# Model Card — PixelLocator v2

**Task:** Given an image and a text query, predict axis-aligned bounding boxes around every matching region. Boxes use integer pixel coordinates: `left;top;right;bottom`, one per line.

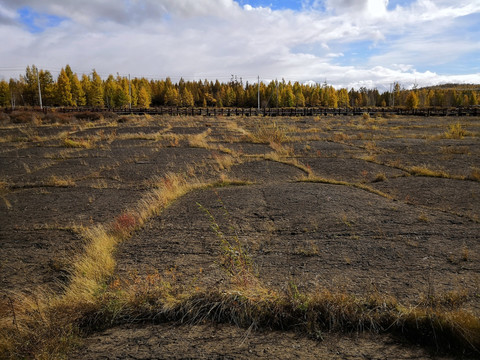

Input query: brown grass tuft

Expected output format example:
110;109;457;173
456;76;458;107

250;121;290;144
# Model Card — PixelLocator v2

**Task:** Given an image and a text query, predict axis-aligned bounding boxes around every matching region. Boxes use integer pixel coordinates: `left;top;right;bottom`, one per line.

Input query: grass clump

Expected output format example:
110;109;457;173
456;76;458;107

443;123;469;139
250;121;290;144
63;137;94;149
468;167;480;181
46;175;76;187
188;129;212;148
409;166;449;178
299;176;391;199
0;180;11;209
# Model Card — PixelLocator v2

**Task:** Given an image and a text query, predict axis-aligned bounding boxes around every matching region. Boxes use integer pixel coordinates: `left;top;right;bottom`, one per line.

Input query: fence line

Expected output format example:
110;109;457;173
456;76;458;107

6;106;480;117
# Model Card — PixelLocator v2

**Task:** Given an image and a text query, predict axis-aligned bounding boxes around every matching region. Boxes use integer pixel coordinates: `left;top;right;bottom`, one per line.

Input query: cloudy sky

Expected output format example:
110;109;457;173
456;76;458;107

0;0;479;90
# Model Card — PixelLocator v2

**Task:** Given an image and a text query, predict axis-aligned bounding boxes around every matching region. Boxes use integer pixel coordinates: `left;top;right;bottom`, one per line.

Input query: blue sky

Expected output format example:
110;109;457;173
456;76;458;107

17;6;65;33
0;0;479;89
237;0;305;10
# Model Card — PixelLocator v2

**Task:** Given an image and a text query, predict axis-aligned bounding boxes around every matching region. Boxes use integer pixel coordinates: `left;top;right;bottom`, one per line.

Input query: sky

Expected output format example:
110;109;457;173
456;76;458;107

0;0;479;90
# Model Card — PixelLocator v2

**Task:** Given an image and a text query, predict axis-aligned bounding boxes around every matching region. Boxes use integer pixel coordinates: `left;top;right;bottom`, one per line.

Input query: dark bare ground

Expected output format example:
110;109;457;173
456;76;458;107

71;322;452;360
1;114;479;359
115;182;480;309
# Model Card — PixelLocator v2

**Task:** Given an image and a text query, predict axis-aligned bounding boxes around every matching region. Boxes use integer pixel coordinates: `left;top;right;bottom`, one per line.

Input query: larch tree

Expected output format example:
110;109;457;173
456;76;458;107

137;85;151;108
405;91;419;109
181;88;194;107
39;70;55;106
88;70;104;107
56;68;74;106
104;75;118;108
337;88;349;107
22;65;39;106
282;86;295;107
0;80;11;106
70;73;86;106
164;87;179;106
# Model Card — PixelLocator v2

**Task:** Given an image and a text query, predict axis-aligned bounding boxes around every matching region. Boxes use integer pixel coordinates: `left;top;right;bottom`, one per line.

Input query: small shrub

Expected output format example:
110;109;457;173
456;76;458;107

43;113;73;124
9;111;40;124
110;213;137;238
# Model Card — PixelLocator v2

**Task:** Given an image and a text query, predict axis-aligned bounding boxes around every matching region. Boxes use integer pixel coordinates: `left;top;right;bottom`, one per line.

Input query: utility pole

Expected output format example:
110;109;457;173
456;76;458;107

128;74;132;110
276;79;279;108
257;75;260;109
37;70;43;110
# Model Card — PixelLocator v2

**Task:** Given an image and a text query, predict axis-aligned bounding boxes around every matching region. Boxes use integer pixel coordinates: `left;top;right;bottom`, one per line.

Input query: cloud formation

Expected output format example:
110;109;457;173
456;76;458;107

0;0;479;89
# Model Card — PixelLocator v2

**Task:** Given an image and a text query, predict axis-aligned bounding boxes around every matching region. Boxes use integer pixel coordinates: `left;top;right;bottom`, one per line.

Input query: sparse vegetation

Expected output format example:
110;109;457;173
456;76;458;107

1;113;479;359
443;122;470;139
63;137;95;149
250;121;290;144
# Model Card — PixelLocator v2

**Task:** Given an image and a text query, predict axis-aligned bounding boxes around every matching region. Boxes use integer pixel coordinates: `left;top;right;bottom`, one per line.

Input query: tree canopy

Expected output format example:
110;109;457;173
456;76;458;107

2;65;479;108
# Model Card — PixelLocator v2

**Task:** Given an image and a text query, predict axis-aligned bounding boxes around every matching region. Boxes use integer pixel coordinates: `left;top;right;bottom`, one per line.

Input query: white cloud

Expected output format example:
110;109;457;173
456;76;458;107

0;0;479;89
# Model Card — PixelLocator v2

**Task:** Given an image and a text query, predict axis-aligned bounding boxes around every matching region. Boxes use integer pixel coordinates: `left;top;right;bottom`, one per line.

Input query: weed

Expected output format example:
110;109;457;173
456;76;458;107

212;153;236;171
110;213;138;239
372;172;387;182
417;213;430;223
443;123;469;139
0;179;11;209
299;176;392;200
63;137;94;149
468;167;480;181
188;129;212;148
441;146;470;155
364;141;377;153
332;132;349;142
409;166;449;178
197;202;257;288
46;175;76;187
294;241;320;256
250;121;290;144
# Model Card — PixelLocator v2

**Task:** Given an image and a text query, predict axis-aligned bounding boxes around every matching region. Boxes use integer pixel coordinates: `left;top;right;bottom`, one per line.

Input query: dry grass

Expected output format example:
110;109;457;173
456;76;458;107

46;175;76;187
188;129;212;148
0;179;11;209
443;123;470;139
372;172;387;182
409;165;449;178
63;137;95;149
299;176;392;200
2;114;480;358
468;167;480;181
263;152;313;177
250;121;290;144
2;165;479;358
212;153;237;171
441;146;470;155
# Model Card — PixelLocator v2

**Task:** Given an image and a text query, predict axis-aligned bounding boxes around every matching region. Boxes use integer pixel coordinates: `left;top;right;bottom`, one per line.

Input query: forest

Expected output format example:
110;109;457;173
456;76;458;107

1;65;479;109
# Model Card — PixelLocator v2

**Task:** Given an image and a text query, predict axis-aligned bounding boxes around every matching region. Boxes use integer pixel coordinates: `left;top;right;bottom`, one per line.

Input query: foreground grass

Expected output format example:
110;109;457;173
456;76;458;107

0;172;252;359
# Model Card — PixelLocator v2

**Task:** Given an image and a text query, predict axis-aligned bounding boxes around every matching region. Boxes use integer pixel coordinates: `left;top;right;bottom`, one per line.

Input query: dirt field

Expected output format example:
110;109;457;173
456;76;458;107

1;113;479;359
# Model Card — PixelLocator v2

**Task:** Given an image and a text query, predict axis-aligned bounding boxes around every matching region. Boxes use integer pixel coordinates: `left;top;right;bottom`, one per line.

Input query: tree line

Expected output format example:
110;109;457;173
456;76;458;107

1;65;479;109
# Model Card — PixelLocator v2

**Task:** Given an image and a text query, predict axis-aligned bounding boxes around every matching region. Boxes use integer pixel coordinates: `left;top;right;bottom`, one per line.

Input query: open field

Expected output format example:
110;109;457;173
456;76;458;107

0;111;479;359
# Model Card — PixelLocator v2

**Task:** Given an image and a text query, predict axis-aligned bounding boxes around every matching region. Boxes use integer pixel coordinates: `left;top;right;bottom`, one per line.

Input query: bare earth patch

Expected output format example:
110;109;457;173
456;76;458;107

1;114;479;359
